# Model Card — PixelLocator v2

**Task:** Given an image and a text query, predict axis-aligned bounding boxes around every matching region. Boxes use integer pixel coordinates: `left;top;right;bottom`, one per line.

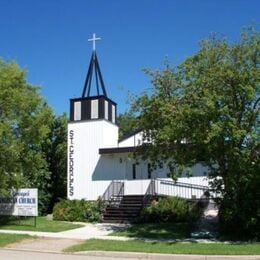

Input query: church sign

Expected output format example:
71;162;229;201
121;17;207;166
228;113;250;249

0;188;38;217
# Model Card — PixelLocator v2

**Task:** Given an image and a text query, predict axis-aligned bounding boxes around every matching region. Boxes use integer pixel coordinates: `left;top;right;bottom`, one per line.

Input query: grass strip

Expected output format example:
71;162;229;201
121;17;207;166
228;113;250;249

0;233;31;247
0;216;83;232
111;222;190;239
66;239;260;255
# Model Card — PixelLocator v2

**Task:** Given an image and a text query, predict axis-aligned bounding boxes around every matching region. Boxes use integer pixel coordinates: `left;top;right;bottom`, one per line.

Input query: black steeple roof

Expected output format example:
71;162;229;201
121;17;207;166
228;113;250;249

81;33;107;98
81;51;107;98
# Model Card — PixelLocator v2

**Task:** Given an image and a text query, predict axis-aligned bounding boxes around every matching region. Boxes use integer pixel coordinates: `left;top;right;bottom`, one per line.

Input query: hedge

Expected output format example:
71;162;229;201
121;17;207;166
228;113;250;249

53;198;106;222
141;196;202;223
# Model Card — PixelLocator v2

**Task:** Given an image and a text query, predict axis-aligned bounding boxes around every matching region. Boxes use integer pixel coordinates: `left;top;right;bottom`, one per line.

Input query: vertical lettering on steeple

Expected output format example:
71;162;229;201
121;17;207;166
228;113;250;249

68;130;74;196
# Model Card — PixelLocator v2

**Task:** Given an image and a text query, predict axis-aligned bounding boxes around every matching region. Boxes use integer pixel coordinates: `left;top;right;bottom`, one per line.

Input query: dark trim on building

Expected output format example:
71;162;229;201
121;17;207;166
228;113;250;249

68;118;116;126
70;101;74;121
99;144;150;154
108;102;112;122
99;98;105;118
81;99;91;120
99;146;135;154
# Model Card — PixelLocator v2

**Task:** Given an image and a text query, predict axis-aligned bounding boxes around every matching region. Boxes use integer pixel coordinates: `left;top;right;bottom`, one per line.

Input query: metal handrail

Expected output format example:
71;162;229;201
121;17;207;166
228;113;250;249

155;179;209;200
116;182;124;200
158;179;209;190
142;179;156;207
102;180;124;202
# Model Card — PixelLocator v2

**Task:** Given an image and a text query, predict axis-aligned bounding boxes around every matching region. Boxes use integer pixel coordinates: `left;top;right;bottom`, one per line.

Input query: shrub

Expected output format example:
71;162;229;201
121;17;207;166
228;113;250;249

53;198;106;222
141;196;201;223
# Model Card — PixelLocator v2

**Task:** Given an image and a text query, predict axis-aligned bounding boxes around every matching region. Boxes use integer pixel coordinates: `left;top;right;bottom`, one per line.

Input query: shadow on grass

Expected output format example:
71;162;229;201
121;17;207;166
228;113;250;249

111;222;191;240
0;216;35;227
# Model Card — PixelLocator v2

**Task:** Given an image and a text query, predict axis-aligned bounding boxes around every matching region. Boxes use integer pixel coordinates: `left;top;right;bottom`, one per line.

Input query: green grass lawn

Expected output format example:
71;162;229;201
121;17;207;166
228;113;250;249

111;222;190;239
65;239;260;255
0;234;31;247
0;216;83;232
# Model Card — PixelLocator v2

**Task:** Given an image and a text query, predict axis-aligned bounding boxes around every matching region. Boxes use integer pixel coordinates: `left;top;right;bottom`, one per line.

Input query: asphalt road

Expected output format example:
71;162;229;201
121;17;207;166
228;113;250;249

0;249;128;260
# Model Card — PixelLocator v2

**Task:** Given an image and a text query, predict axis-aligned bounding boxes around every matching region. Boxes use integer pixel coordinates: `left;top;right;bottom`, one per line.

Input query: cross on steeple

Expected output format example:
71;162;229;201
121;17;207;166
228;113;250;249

82;33;107;98
88;33;101;51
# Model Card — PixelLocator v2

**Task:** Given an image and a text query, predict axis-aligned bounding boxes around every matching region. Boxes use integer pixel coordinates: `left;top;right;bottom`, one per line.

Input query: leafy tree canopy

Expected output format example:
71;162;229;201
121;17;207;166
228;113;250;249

0;59;52;189
43;113;67;212
117;111;137;139
0;59;67;214
132;27;259;239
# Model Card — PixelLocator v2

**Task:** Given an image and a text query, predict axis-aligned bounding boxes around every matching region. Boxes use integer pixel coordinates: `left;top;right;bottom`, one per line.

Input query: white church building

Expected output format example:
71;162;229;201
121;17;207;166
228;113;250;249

67;34;209;203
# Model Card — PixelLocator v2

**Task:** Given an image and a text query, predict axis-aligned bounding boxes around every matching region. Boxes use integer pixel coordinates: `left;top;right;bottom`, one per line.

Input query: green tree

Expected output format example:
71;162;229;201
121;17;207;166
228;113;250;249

0;59;53;214
117;111;137;139
132;27;260;239
43;113;67;212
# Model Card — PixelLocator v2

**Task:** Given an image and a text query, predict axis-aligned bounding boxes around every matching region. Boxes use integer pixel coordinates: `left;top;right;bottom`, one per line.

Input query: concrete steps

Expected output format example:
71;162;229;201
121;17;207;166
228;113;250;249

103;195;147;223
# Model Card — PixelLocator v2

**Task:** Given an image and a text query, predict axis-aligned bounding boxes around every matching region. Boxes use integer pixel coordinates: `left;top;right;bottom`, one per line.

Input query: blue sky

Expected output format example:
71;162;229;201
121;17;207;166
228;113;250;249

0;0;259;115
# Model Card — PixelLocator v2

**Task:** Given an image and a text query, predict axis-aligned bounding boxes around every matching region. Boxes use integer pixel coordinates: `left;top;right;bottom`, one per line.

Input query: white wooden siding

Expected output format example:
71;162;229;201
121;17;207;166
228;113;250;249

124;180;151;195
67;120;119;200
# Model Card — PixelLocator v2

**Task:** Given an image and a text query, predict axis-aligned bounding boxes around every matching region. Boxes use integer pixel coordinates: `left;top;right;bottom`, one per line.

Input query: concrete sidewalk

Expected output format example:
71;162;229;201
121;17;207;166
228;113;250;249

0;222;130;240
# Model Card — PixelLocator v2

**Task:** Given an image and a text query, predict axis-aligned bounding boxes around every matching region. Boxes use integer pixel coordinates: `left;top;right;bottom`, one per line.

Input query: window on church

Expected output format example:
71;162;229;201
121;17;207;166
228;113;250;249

132;164;136;179
74;102;81;121
91;99;99;119
148;163;152;179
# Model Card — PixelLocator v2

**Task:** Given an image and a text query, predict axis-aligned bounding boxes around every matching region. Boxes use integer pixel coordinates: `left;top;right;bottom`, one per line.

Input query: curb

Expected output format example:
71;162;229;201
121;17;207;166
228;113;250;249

72;251;260;260
2;248;260;260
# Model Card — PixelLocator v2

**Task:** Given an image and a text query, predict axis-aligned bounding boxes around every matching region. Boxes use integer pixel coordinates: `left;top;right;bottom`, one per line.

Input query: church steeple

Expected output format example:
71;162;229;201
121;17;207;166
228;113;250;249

82;34;107;98
69;33;117;124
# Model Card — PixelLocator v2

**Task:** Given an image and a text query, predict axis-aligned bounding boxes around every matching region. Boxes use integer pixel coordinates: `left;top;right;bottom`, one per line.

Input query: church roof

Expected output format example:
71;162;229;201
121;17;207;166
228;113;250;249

118;128;143;143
